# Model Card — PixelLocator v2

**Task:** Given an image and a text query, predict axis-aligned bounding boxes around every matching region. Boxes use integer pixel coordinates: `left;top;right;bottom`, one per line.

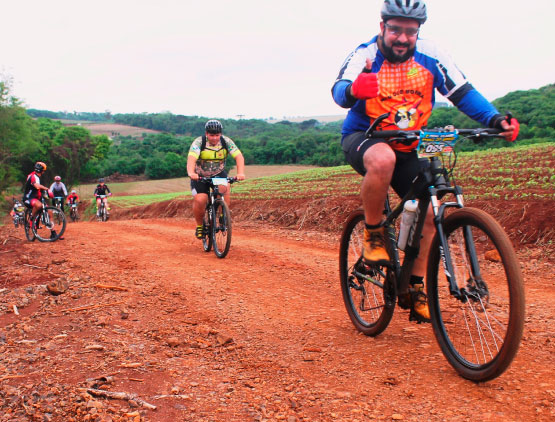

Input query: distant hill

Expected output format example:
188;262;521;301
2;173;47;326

67;122;160;138
265;114;346;124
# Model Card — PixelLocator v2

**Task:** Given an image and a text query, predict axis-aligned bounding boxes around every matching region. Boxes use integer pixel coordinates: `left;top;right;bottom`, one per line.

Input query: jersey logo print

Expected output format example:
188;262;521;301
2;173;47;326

407;67;418;79
393;97;423;129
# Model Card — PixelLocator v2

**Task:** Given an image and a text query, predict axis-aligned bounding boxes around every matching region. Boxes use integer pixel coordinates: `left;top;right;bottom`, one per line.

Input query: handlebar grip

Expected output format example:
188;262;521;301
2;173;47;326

506;112;513;126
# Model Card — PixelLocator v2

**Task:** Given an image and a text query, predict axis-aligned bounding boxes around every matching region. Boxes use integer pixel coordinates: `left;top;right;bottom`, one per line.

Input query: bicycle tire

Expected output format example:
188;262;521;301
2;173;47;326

33;206;67;242
212;200;232;258
202;205;213;252
427;207;525;382
24;209;36;242
71;208;79;222
339;209;395;336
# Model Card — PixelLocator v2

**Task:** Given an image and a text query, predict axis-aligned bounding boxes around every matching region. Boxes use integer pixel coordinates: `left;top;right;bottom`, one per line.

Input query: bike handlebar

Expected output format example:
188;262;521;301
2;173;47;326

198;176;238;184
364;112;508;141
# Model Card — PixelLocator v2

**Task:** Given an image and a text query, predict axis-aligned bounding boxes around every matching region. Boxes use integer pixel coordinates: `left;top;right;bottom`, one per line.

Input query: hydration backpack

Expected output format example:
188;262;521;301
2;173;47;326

200;135;229;154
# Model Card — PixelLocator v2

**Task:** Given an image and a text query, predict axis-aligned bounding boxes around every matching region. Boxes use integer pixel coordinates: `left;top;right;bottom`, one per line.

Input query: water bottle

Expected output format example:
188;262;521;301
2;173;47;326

398;199;418;251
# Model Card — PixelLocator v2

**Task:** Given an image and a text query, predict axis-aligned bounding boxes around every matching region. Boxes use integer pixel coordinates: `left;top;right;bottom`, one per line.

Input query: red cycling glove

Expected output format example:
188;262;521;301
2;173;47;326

350;72;379;100
509;118;520;142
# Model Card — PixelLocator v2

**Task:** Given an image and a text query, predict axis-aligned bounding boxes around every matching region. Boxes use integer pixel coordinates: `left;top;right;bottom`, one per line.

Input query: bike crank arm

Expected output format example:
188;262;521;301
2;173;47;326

352;270;385;289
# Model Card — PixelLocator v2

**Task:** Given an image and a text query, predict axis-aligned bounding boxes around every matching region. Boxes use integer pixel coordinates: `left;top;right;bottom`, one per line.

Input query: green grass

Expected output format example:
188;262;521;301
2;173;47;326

110;191;190;207
64;143;555;211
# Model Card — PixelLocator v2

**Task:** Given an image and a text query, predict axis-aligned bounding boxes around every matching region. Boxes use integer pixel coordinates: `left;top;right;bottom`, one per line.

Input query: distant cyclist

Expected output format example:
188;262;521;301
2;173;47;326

23;162;59;239
67;189;80;206
187;119;246;239
331;0;519;322
49;175;68;212
94;178;112;218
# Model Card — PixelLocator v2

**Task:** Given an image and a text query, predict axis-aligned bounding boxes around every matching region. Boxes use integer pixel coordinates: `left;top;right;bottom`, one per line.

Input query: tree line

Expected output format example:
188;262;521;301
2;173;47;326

3;83;553;194
0;80;111;197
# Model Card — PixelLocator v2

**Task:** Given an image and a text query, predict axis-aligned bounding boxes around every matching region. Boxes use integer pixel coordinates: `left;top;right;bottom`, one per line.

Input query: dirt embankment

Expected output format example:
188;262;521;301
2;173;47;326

111;196;554;260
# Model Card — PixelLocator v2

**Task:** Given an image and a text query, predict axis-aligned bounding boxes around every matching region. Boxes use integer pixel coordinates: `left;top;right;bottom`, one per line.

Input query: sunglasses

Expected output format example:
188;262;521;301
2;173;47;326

385;23;419;37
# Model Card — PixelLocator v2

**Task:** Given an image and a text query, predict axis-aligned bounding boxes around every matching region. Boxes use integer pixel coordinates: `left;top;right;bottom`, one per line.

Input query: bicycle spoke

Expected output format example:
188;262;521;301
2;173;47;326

33;206;66;242
428;208;524;381
339;211;394;336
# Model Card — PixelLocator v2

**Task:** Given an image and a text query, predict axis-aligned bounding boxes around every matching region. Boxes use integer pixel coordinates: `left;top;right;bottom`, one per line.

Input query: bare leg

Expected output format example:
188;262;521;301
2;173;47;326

192;193;208;225
412;205;436;277
361;143;396;225
31;202;43;220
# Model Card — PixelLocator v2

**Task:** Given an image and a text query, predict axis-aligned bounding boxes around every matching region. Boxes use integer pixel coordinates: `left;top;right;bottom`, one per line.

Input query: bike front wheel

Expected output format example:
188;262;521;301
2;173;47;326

33;206;66;242
339;209;395;336
427;207;525;382
71;208;79;222
202;205;213;252
212;200;232;258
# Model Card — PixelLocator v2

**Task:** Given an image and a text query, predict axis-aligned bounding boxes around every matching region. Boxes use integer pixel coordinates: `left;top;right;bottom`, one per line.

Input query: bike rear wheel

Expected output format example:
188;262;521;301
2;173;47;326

24;209;36;242
427;207;525;381
202;205;213;252
339;209;395;336
212;200;232;258
33;206;66;242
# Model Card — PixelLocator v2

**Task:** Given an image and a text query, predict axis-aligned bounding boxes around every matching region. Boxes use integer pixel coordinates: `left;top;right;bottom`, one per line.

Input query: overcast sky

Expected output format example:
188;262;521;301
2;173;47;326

2;0;553;120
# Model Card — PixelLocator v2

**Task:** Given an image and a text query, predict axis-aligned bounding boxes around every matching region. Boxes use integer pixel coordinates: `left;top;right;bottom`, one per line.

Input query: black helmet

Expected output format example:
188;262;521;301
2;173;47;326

381;0;427;24
98;178;105;183
205;120;223;134
34;162;47;173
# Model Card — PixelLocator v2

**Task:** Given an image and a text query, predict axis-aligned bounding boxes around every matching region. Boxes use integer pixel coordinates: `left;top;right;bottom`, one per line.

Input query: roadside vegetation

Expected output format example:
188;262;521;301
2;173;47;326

2;76;553;213
71;143;553;215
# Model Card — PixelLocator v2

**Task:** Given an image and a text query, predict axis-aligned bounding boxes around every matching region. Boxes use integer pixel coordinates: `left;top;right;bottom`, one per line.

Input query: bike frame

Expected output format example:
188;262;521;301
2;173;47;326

97;195;107;216
382;156;467;301
199;177;236;257
366;112;505;302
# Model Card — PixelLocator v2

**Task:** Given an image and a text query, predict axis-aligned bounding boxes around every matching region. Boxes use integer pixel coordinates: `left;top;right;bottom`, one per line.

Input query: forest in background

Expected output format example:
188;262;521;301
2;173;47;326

1;82;553;198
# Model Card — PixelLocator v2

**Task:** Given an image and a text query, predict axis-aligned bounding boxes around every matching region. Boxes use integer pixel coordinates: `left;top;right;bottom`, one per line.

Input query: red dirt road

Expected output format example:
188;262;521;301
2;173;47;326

1;218;554;421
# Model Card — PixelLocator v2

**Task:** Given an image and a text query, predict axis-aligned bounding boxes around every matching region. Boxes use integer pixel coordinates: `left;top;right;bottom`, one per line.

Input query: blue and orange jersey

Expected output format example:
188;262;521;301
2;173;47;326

332;36;503;152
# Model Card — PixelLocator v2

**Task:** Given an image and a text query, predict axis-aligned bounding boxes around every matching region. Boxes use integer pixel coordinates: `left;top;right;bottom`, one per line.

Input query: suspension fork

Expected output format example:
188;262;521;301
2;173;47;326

431;191;471;301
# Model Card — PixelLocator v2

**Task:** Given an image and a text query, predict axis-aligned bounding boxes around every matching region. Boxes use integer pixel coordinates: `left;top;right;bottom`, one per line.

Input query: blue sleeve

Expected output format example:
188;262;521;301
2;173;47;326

332;80;357;109
450;84;503;127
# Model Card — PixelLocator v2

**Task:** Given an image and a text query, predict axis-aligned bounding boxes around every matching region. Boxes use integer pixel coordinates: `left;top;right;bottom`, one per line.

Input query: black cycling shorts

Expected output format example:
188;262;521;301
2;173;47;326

342;131;422;198
190;171;228;196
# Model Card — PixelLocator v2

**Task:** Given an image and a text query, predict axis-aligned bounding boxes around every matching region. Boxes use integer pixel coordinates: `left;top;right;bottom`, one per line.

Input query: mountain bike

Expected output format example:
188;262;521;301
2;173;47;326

96;195;109;222
339;113;525;382
53;196;64;209
53;196;65;225
11;198;25;228
69;202;80;222
199;177;237;258
23;190;66;242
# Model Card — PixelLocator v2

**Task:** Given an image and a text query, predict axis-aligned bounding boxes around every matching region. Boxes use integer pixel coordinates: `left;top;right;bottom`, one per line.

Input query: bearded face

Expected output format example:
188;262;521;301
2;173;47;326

378;18;419;63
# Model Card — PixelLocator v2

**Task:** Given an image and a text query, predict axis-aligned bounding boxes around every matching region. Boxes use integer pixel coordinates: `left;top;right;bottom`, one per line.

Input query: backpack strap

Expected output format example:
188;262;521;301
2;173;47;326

200;135;229;153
